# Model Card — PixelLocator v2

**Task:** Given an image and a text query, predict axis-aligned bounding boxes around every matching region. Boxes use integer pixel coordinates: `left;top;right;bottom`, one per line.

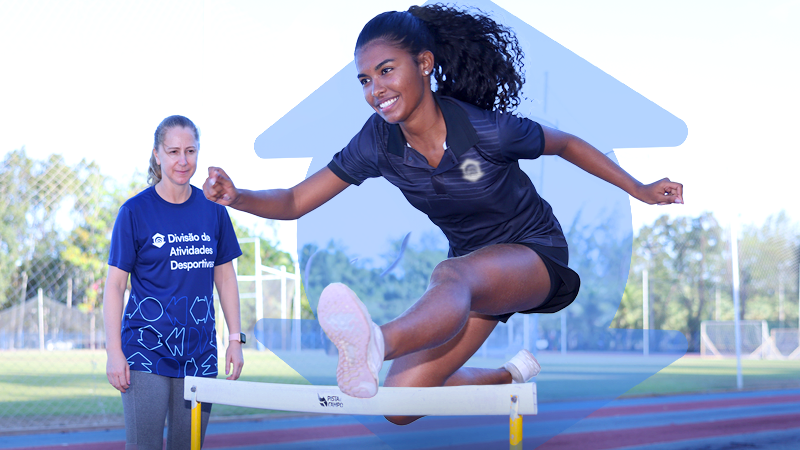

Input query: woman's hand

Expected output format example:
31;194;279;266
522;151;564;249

106;348;131;393
225;341;244;380
634;178;684;205
203;167;239;207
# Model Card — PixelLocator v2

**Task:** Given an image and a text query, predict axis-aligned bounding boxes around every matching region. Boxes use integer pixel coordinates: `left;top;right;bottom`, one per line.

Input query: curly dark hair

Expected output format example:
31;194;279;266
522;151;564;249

355;3;525;113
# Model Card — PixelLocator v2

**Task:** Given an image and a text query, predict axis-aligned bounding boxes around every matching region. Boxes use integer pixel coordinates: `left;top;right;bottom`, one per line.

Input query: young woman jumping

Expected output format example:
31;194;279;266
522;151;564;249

203;4;682;425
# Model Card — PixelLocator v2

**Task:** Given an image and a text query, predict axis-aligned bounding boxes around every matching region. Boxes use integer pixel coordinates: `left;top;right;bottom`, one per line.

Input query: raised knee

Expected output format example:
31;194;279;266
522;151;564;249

430;259;469;286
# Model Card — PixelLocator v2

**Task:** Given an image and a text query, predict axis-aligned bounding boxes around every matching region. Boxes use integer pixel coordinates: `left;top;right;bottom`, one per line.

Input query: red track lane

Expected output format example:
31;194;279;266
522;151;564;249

535;412;800;450
202;423;374;448
588;394;800;418
10;395;800;450
5;444;123;450
7;424;375;450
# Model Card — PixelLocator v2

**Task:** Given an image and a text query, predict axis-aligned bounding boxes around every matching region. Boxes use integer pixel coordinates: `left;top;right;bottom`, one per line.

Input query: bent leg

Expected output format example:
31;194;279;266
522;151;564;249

318;243;550;401
383;312;511;425
382;244;550;361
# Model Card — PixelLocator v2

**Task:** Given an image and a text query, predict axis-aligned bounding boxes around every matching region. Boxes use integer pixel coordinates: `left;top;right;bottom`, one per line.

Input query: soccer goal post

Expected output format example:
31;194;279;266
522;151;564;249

770;328;800;360
700;320;769;359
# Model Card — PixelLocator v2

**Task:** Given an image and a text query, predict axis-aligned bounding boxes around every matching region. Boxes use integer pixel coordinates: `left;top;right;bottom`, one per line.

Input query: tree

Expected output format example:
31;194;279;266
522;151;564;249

60;164;143;314
558;210;633;350
739;211;799;327
611;211;800;352
298;232;447;325
0;149;143;306
0;149;33;310
616;213;727;351
0;149;94;310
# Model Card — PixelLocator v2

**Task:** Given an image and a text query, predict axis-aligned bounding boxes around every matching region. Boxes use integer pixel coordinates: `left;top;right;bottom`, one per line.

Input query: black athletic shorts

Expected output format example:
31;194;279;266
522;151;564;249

492;243;581;323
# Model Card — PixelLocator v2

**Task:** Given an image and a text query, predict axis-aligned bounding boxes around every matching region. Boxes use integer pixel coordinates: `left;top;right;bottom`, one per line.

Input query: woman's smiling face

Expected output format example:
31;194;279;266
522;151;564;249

153;126;198;188
355;41;432;125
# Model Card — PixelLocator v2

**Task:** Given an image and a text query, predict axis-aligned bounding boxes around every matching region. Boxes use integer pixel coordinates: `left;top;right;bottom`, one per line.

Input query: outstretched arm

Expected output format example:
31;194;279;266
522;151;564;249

542;126;683;205
203;166;351;219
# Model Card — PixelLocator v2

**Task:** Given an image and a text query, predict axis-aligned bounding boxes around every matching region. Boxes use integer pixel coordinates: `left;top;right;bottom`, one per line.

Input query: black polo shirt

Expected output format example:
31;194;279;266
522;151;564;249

328;95;567;257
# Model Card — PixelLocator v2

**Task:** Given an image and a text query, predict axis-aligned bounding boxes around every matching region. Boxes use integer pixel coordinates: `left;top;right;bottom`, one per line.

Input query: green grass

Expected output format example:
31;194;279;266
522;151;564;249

1;350;798;431
467;352;800;403
0;350;308;423
623;356;800;396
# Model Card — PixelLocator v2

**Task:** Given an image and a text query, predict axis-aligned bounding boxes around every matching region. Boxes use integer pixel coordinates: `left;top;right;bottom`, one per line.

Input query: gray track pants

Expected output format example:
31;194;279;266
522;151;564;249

121;370;212;450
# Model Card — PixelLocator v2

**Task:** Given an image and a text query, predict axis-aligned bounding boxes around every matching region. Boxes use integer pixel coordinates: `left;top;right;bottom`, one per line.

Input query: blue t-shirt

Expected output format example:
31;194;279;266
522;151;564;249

108;185;242;378
328;94;567;257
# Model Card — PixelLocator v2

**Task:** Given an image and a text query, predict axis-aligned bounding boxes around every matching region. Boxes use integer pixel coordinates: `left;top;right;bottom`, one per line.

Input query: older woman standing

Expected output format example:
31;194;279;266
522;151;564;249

103;115;244;449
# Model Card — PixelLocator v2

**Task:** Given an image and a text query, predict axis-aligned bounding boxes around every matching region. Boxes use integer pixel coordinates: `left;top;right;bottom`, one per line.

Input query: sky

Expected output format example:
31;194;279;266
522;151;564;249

1;0;798;256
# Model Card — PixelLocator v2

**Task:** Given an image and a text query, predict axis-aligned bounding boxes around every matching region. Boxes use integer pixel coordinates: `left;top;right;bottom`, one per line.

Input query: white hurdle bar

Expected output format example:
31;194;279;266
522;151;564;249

186;377;536;449
184;376;537;416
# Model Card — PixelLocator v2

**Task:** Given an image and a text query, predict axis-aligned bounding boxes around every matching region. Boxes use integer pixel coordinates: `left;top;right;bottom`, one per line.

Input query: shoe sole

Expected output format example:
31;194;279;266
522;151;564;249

318;283;378;398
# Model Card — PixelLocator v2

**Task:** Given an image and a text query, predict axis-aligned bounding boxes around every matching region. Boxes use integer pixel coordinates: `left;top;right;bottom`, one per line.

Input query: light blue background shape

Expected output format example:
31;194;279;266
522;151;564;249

254;0;686;324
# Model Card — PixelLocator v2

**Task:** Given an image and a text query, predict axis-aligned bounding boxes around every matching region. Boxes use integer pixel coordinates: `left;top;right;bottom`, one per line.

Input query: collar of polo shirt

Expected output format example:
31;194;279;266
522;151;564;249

387;94;479;159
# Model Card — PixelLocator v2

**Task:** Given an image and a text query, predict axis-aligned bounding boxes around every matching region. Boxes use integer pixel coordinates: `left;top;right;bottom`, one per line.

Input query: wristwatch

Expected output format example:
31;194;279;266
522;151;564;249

229;332;246;344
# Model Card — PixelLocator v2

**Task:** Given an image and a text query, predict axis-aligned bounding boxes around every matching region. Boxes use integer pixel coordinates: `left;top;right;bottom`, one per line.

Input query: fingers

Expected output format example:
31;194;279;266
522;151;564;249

227;356;243;380
657;178;683;205
642;178;683;205
203;167;236;205
674;181;684;204
118;374;129;393
107;368;130;393
225;346;244;380
207;166;230;185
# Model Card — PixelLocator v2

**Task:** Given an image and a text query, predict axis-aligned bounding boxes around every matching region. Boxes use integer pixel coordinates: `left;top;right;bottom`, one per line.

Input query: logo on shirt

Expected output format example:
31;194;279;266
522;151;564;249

460;158;484;182
152;233;166;248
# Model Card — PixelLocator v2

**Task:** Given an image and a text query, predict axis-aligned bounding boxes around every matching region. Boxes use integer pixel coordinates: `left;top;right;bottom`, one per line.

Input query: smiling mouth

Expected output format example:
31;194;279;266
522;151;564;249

378;97;398;110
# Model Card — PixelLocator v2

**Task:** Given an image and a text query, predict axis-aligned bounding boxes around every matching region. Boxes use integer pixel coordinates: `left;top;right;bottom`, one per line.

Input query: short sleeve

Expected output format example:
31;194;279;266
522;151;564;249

328;117;382;185
497;112;546;162
108;205;136;273
214;206;243;266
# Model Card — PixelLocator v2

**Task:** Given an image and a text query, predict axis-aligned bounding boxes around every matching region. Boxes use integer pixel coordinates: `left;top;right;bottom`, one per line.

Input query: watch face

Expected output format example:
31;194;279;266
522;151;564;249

240;332;247;344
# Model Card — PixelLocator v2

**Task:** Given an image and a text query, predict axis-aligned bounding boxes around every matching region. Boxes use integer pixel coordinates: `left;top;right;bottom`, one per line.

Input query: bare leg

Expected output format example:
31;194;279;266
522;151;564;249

381;244;550;361
384;312;512;425
443;366;511;386
318;244;550;406
379;244;550;425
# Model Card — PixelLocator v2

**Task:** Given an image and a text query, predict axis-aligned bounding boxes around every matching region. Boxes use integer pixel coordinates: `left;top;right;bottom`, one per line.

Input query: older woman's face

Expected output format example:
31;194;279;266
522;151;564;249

153;126;198;188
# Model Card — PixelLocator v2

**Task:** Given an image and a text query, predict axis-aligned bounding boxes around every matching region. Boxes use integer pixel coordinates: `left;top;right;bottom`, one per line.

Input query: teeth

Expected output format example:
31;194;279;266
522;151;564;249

379;97;397;109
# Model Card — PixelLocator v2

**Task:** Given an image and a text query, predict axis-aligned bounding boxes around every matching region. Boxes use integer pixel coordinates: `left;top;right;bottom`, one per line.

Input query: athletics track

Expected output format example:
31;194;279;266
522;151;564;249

3;388;799;449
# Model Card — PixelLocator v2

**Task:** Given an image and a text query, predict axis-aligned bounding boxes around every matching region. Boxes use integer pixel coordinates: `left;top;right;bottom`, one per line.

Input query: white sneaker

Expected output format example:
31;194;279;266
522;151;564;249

318;283;384;398
503;349;541;383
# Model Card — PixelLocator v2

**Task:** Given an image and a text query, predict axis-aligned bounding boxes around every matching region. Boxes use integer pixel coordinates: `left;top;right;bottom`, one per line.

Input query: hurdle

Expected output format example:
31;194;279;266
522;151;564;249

185;376;537;449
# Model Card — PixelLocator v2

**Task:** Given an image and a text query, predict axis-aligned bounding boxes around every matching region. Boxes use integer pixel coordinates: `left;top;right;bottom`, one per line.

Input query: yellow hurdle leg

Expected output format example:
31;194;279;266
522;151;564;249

191;386;202;450
510;395;523;450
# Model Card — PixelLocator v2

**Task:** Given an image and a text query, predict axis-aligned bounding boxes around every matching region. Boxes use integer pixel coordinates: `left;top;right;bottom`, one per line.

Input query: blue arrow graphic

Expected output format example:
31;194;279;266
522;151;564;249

138;325;163;351
126;352;153;373
165;327;185;356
